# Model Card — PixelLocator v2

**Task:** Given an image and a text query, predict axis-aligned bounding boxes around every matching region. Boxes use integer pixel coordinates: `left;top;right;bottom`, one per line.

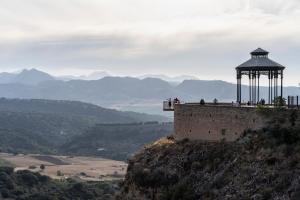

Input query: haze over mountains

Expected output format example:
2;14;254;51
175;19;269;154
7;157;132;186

0;69;298;115
0;69;54;85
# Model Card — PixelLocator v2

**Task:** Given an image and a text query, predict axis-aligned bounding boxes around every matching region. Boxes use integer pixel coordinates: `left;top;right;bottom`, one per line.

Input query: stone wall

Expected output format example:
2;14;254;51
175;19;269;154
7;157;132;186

174;104;268;142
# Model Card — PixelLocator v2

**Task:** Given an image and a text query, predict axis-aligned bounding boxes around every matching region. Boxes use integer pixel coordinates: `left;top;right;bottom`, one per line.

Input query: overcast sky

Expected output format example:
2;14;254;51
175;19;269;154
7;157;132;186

0;0;300;85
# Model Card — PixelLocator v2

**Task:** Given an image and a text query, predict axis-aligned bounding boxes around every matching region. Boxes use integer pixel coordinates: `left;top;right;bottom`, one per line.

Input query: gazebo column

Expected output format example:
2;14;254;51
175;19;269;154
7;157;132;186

270;71;274;105
249;71;252;104
268;71;271;104
236;70;242;103
254;71;257;104
274;71;278;103
257;71;260;101
280;70;283;98
270;71;273;105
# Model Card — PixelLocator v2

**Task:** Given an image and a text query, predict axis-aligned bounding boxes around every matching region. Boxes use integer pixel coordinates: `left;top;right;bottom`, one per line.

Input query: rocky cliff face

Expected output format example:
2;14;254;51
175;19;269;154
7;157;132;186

118;112;300;200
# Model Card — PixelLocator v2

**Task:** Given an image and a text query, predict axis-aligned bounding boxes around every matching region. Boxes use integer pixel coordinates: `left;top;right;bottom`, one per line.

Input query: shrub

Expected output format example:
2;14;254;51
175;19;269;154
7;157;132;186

289;110;298;127
0;166;14;175
17;171;39;186
29;165;37;170
1;188;10;198
56;170;64;176
161;179;196;200
274;96;286;107
40;164;45;170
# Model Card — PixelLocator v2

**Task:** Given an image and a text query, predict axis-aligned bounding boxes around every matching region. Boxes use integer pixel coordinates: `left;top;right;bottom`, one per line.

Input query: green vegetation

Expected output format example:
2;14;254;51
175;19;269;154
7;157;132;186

62;123;173;161
273;96;286;107
0;167;118;200
0;98;172;161
0;158;12;167
56;170;64;177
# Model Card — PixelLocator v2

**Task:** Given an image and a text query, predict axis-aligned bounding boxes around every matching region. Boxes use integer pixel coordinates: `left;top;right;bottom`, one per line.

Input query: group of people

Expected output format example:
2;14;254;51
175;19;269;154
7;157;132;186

167;98;180;107
246;99;266;106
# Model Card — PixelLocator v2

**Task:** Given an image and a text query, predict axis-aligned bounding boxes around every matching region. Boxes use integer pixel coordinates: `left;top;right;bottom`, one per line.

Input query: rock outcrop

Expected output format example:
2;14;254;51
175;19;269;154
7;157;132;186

118;113;300;200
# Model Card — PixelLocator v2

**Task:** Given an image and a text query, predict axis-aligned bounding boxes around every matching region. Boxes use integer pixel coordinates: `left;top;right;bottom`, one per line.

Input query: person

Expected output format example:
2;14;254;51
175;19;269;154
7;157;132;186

168;98;172;107
213;98;218;104
200;99;205;105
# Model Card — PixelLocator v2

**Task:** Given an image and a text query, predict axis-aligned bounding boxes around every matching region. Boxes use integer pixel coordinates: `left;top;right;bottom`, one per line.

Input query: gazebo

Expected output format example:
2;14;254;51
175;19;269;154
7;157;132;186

236;48;285;105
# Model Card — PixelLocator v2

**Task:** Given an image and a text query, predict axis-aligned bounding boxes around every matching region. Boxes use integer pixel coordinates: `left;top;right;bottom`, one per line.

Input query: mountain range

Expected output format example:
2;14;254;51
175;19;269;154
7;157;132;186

0;69;298;115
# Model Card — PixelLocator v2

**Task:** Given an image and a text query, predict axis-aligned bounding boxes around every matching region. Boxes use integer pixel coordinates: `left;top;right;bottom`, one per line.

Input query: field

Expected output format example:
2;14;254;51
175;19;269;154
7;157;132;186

0;153;127;181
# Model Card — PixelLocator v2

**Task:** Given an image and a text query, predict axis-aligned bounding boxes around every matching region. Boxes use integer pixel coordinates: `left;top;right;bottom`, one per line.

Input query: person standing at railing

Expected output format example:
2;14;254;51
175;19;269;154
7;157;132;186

174;98;180;104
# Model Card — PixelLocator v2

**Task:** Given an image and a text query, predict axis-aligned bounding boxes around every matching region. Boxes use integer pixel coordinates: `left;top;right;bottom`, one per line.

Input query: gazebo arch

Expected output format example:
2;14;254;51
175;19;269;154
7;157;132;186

236;48;285;105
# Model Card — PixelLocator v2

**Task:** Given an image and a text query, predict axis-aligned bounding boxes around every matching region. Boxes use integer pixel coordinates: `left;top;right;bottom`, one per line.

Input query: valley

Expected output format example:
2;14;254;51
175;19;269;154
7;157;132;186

0;98;172;161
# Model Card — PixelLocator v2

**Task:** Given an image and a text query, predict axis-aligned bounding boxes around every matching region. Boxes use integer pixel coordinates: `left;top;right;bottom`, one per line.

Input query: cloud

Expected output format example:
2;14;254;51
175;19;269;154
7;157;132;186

0;0;299;85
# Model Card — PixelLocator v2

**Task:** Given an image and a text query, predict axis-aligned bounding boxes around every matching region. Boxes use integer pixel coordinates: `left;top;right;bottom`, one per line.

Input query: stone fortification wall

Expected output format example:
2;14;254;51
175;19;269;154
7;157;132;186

174;104;268;142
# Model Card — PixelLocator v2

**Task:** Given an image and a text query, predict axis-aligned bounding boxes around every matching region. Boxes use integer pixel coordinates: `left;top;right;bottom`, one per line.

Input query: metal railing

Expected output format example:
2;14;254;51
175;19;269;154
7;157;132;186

163;97;300;110
288;96;299;109
163;100;174;111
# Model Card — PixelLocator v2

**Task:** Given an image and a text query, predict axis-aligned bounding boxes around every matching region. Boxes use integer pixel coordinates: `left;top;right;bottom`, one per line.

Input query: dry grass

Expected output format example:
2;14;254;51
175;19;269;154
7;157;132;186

151;137;175;147
0;153;127;181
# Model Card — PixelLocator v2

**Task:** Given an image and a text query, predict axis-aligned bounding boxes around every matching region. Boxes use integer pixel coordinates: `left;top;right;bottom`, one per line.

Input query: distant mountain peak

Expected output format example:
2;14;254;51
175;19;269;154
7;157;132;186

138;74;199;83
15;68;54;85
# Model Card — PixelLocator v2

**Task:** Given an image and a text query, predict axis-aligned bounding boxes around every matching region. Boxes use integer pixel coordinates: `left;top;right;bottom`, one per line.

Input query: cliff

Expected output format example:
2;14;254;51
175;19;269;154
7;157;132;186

118;111;300;200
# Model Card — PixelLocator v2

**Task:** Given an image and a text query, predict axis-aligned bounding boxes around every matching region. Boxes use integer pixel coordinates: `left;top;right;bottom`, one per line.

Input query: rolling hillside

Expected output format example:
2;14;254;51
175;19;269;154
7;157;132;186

62;122;173;161
0;98;170;158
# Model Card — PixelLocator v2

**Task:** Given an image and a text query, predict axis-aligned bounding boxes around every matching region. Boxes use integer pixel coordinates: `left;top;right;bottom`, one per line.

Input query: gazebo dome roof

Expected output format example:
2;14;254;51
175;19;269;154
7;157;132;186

236;48;285;71
250;48;269;56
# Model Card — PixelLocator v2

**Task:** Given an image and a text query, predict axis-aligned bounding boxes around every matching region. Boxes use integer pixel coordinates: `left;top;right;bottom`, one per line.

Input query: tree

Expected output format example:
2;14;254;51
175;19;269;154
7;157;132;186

40;164;45;171
274;96;286;107
56;170;63;176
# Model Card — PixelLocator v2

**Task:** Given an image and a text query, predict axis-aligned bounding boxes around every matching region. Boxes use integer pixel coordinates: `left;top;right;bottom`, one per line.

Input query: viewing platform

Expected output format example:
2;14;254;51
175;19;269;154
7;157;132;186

163;96;299;112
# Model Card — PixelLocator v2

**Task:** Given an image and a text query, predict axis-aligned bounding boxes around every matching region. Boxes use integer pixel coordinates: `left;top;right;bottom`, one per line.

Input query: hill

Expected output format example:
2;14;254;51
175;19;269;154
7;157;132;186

0;98;170;158
61;122;173;161
118;112;300;200
0;98;167;123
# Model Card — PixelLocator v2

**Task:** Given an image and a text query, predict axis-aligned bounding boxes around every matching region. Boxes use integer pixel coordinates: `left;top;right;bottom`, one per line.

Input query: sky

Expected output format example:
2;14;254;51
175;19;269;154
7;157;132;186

0;0;300;85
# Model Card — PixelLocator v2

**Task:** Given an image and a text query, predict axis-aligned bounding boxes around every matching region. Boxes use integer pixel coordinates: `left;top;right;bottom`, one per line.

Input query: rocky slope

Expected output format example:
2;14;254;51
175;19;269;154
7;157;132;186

118;113;300;200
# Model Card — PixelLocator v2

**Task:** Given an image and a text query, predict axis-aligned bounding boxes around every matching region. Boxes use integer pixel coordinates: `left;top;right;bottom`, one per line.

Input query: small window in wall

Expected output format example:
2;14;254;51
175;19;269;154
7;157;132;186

209;114;212;117
221;129;226;136
253;119;256;123
209;130;211;134
190;129;192;133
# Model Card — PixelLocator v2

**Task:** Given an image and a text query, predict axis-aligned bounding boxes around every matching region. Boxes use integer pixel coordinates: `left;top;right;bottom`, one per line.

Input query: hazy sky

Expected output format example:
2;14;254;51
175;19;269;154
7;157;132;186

0;0;300;85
